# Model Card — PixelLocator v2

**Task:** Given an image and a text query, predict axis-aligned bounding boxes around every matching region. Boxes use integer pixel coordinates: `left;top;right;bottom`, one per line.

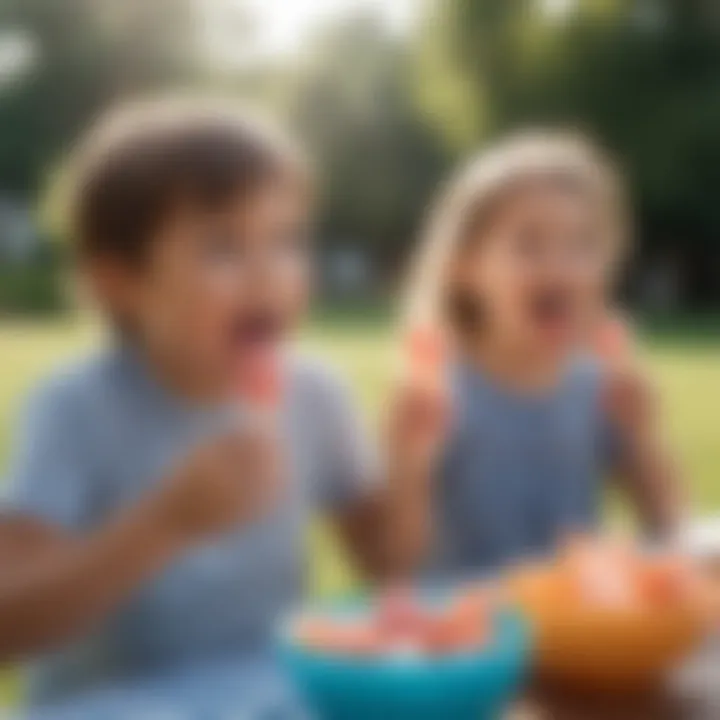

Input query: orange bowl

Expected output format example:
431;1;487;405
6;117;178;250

508;564;708;692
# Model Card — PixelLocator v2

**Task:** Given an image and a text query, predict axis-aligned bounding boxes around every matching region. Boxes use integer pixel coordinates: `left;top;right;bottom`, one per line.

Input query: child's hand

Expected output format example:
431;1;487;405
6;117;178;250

389;323;450;477
386;381;449;479
152;425;282;540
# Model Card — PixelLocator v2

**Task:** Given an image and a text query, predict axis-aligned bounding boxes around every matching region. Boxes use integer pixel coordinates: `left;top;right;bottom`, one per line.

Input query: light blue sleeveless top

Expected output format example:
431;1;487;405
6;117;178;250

432;358;618;577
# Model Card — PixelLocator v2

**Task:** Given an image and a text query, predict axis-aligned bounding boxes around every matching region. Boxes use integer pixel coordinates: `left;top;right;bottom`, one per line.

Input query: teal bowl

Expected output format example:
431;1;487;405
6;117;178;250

278;600;531;720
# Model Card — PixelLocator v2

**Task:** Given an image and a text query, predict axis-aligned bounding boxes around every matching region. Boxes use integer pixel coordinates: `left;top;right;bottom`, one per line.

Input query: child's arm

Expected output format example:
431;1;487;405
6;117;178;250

332;448;434;582
604;365;685;539
0;426;281;660
0;499;185;659
324;381;446;582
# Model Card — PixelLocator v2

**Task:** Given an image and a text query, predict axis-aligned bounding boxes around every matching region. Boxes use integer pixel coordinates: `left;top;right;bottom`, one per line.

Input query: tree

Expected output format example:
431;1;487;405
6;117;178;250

277;12;447;265
418;0;720;305
0;0;200;197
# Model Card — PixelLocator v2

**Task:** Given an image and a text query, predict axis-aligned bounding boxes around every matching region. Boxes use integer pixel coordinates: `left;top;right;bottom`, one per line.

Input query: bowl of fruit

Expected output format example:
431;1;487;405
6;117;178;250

508;536;714;692
278;586;531;720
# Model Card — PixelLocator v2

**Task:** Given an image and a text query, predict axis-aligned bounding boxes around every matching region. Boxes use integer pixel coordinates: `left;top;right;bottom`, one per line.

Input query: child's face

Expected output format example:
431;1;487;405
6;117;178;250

98;181;310;395
454;182;613;356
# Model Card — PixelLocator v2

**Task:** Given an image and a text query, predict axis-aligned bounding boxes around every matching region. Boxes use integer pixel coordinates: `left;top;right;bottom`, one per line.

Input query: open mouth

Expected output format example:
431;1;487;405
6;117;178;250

228;312;283;355
528;288;573;334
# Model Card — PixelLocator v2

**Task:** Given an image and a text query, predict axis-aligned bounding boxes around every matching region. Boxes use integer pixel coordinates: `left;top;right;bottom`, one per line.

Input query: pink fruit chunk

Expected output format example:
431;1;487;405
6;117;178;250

406;325;445;369
235;346;283;409
640;555;700;607
403;325;448;397
422;590;491;654
374;586;428;639
593;314;633;363
295;616;383;656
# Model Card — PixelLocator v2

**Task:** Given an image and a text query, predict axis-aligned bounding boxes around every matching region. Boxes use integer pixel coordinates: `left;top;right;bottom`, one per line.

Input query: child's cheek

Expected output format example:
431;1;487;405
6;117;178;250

279;260;312;325
173;282;233;363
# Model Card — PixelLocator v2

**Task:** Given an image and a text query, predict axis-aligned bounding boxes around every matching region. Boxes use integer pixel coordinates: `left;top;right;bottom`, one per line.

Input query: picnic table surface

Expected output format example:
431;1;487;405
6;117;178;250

21;620;720;718
24;640;718;719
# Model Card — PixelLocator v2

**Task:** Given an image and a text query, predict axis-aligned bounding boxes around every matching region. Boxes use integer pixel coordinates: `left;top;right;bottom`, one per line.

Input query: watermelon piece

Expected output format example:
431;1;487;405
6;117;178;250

296;585;495;659
406;325;446;371
374;586;428;639
295;616;383;656
593;313;633;363
403;324;447;389
235;345;283;410
422;590;490;654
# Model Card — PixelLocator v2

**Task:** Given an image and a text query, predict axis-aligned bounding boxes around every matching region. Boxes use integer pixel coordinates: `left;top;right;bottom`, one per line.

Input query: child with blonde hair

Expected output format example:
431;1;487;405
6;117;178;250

396;130;682;576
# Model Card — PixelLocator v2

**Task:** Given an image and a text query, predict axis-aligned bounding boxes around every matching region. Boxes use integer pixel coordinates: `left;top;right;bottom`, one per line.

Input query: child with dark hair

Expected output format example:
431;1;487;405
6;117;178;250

0;99;427;713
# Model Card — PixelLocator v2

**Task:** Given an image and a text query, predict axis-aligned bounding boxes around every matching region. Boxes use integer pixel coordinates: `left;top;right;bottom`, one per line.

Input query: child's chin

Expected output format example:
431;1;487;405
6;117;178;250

534;325;576;355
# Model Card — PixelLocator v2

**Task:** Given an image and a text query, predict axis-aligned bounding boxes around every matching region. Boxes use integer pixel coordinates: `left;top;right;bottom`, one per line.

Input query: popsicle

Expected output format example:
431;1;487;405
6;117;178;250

402;323;448;394
235;344;284;415
592;312;634;364
295;586;495;658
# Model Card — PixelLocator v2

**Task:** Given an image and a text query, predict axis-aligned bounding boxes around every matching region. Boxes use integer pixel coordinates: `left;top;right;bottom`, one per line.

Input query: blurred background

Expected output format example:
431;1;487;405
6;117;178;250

0;0;719;706
0;0;719;619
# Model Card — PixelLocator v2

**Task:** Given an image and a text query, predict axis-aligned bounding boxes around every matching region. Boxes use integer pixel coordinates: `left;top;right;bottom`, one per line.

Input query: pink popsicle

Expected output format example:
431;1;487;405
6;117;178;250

592;313;634;363
403;324;448;390
235;345;284;412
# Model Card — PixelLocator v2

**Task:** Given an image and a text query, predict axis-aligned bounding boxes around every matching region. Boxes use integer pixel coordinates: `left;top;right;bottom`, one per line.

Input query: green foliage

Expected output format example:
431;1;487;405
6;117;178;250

0;0;201;197
277;13;448;262
0;253;66;315
1;0;719;307
419;0;720;302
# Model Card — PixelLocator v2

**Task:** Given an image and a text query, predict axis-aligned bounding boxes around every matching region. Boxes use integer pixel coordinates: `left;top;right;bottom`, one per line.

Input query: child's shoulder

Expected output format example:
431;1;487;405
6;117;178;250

23;349;125;422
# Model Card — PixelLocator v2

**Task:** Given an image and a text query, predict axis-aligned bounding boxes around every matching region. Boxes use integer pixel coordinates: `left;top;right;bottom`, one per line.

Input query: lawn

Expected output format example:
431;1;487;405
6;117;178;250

0;314;719;703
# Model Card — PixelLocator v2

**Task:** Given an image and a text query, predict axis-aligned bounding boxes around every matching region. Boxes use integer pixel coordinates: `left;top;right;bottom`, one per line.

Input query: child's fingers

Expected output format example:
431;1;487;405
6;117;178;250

593;312;636;368
394;382;449;439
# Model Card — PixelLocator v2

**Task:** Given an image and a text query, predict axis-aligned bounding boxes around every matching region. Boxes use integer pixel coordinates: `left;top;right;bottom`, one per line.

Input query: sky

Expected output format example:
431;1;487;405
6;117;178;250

201;0;418;67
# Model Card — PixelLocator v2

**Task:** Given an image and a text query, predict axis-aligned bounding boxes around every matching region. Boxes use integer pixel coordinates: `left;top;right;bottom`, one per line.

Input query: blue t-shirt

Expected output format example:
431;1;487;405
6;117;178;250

430;358;618;578
2;346;376;704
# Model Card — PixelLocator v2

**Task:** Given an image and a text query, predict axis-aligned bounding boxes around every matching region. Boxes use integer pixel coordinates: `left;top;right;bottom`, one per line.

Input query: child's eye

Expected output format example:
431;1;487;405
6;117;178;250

201;231;243;264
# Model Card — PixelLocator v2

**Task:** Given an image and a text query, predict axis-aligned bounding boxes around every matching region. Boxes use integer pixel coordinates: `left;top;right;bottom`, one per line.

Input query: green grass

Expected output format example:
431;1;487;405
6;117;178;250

0;315;719;705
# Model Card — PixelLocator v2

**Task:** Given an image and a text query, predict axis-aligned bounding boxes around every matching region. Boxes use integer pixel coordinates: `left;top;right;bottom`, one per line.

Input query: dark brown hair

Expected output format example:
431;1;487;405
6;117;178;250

66;97;306;266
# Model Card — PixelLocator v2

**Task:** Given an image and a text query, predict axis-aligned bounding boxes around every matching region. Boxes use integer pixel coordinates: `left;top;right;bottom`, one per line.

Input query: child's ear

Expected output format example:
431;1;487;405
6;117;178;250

81;256;140;323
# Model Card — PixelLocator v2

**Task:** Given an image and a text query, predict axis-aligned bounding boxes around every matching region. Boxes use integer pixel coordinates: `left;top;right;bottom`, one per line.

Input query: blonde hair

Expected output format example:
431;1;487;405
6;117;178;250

405;130;628;333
